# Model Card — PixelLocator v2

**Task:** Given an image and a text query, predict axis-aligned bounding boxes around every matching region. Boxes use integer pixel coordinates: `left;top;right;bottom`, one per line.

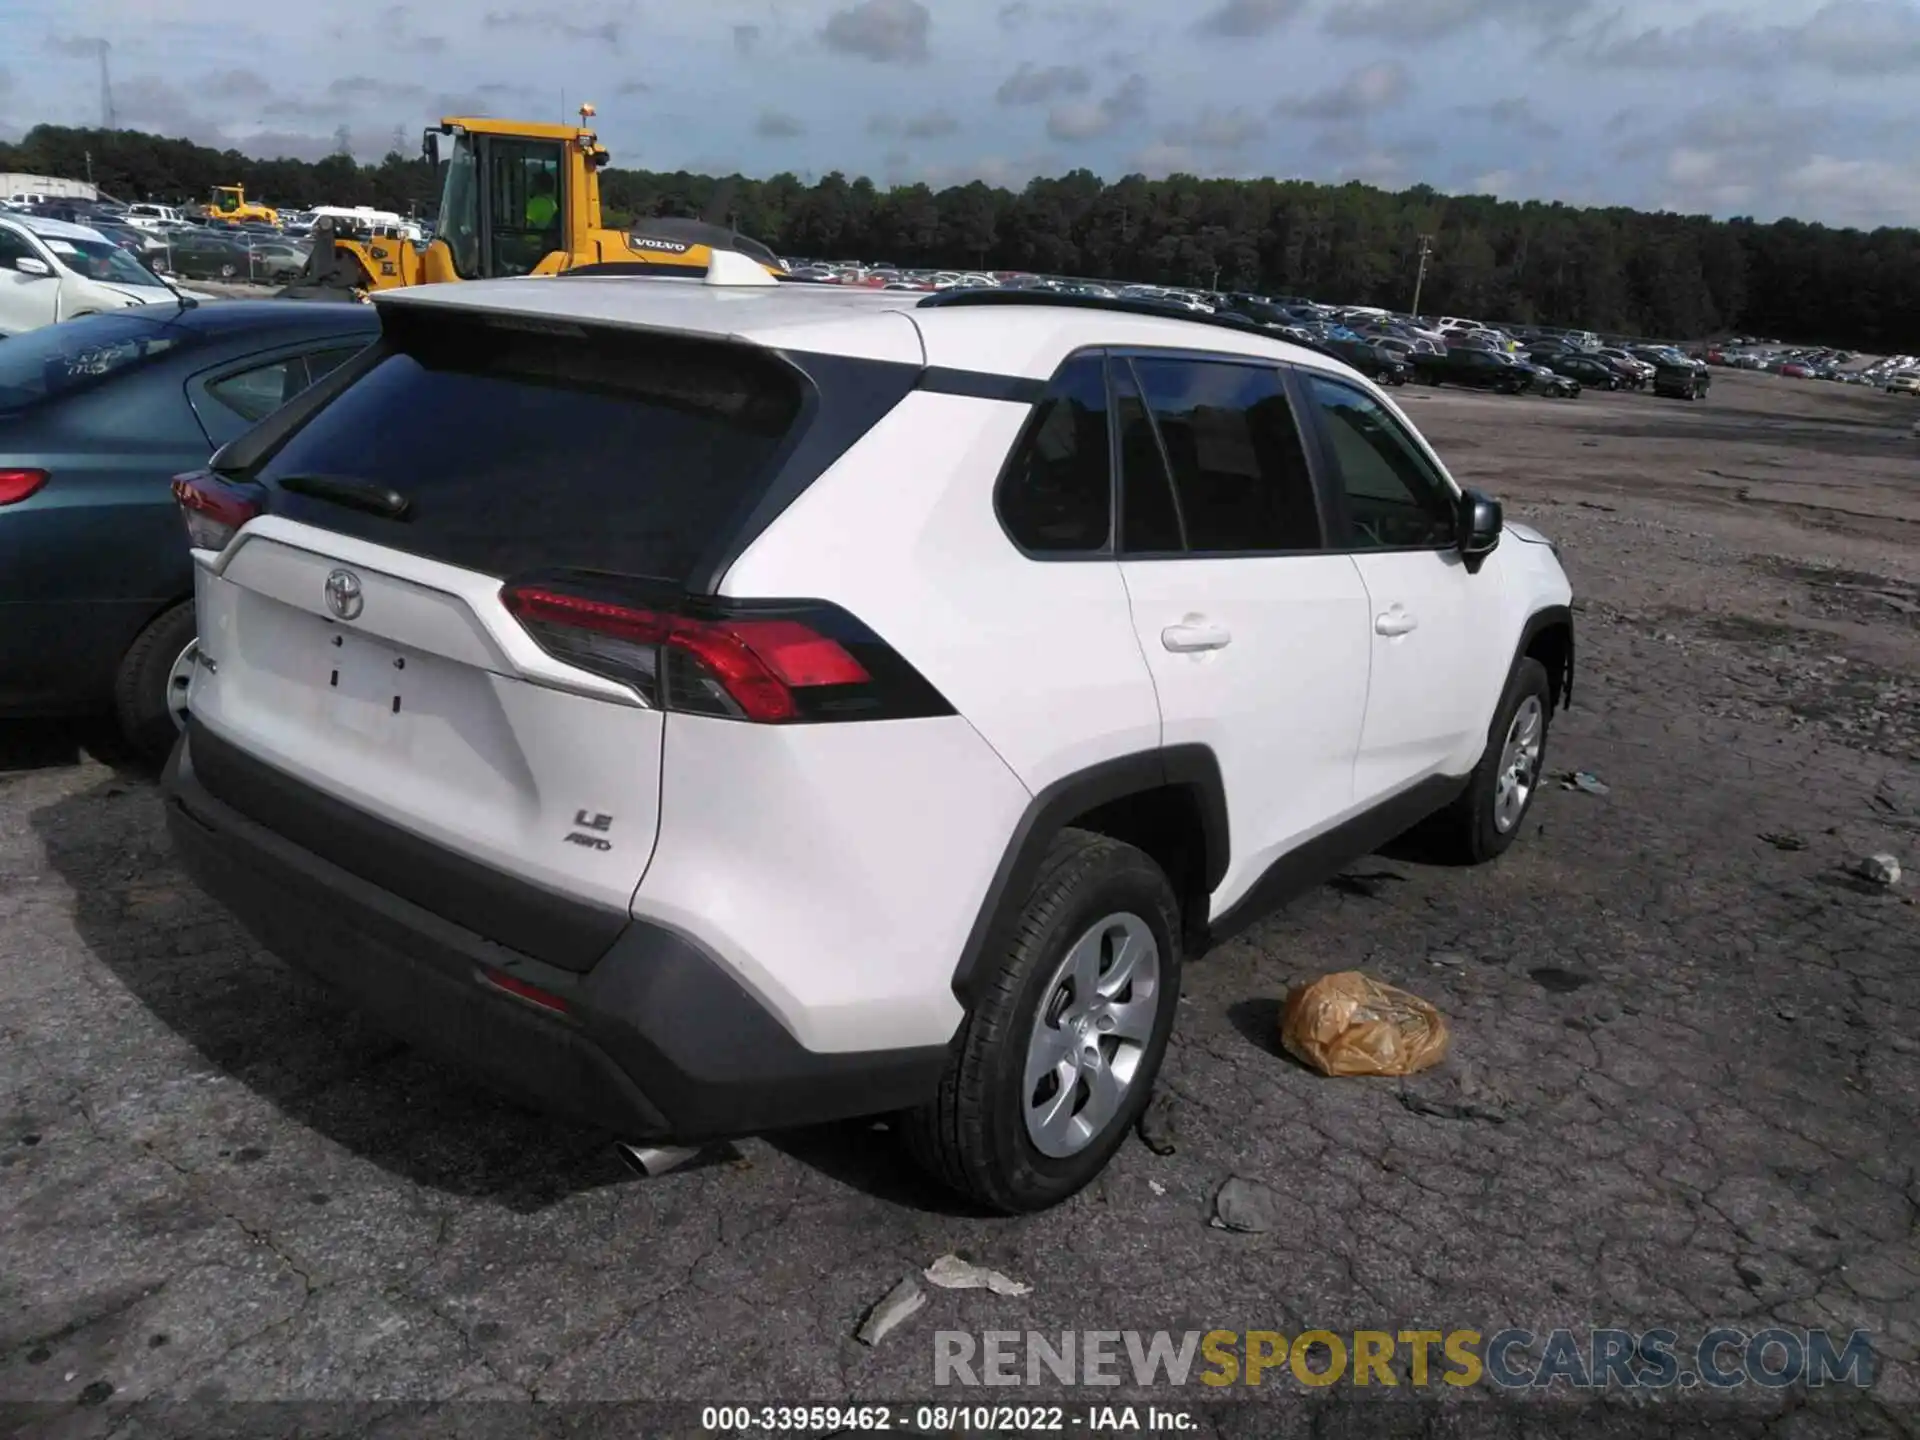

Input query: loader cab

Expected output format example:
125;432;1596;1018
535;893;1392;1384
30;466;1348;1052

430;126;568;280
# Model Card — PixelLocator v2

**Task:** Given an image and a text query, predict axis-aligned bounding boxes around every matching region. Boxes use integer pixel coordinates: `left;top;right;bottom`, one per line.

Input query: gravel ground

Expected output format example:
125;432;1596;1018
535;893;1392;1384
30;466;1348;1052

1;369;1916;1438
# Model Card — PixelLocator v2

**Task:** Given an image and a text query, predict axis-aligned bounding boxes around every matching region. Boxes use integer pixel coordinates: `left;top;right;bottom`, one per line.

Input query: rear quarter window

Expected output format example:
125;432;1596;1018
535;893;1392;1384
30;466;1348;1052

996;354;1112;553
257;313;809;584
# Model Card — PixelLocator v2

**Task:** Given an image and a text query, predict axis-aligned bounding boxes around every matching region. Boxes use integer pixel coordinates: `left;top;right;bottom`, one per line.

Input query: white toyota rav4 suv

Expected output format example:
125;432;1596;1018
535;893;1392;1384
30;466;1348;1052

164;256;1574;1213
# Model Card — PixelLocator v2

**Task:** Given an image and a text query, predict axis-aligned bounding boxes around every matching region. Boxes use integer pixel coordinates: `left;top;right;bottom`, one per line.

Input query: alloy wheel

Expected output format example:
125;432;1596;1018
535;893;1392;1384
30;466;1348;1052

1023;912;1160;1159
1493;695;1544;834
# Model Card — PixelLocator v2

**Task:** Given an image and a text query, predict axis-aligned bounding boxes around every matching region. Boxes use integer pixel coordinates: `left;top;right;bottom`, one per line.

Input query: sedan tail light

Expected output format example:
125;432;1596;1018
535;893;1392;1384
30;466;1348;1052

172;470;264;551
0;469;49;506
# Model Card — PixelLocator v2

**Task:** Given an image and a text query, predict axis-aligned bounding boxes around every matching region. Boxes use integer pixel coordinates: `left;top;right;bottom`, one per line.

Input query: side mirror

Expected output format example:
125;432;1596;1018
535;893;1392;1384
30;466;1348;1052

422;130;440;168
14;255;52;278
1457;488;1502;570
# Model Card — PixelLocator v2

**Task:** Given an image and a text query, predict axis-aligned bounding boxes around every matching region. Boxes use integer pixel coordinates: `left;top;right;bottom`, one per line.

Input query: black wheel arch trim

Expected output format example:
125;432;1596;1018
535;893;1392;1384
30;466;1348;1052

950;745;1229;1007
1511;603;1575;719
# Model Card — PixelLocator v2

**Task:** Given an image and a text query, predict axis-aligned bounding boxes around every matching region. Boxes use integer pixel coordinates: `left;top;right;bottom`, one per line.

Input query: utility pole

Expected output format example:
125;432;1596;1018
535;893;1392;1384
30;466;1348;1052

1411;234;1434;320
98;40;116;130
84;151;93;185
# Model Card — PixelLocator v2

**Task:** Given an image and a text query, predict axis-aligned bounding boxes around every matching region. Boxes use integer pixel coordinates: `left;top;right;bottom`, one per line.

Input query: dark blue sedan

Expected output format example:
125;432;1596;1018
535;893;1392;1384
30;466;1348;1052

0;299;380;758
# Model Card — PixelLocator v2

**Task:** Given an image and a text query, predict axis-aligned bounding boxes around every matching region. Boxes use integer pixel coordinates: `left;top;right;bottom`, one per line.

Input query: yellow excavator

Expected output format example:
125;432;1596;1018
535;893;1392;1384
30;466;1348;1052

283;106;783;301
208;185;280;225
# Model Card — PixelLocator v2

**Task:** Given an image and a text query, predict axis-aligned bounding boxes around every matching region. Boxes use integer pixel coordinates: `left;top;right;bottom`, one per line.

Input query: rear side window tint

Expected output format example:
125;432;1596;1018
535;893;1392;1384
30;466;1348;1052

996;354;1111;553
259;316;806;584
1120;356;1322;555
207;358;309;424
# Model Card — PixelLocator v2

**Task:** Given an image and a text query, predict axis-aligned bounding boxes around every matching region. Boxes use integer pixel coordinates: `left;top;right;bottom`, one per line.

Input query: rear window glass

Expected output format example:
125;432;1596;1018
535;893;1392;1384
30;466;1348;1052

0;312;195;414
258;314;807;583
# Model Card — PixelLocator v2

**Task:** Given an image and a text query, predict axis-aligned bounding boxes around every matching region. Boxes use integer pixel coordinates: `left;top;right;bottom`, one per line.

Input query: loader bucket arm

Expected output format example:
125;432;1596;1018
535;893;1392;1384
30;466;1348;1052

277;218;374;302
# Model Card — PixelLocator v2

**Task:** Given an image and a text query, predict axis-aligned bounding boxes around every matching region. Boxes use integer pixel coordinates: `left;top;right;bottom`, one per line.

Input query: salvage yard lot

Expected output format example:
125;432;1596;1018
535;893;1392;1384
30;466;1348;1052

2;369;1916;1429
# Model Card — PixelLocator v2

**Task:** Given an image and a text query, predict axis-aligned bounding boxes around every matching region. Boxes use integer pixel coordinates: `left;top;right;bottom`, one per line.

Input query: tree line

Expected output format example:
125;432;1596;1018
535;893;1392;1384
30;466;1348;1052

5;123;1915;352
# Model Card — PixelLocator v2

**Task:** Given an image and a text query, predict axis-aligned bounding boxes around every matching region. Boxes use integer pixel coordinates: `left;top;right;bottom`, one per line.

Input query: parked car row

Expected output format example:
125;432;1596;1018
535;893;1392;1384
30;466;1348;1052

774;259;1730;405
1708;343;1920;393
0;194;390;289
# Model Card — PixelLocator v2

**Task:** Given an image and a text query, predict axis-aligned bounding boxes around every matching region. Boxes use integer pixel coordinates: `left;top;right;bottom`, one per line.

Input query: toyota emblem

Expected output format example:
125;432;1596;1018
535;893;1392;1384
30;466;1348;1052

324;568;364;621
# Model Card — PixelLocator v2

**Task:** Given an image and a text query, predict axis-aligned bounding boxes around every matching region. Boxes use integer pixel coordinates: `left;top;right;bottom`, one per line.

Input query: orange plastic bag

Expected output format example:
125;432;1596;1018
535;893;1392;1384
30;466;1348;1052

1280;971;1450;1077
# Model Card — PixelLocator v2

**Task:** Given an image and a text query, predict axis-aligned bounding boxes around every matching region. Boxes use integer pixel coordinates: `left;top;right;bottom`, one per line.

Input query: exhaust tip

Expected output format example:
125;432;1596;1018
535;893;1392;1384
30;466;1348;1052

615;1142;703;1178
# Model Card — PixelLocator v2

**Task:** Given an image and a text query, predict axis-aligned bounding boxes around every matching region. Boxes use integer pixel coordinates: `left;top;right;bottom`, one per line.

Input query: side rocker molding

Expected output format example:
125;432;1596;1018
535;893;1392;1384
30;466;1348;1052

949;745;1228;1008
1206;772;1469;947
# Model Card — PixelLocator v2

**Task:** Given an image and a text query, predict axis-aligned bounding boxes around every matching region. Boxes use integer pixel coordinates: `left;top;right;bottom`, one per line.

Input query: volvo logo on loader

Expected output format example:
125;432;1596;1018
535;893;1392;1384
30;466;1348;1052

324;569;364;621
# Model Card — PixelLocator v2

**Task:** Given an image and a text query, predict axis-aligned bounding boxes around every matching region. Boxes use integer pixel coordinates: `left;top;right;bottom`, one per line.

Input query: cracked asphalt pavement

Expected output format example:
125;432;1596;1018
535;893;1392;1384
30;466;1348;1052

1;369;1916;1437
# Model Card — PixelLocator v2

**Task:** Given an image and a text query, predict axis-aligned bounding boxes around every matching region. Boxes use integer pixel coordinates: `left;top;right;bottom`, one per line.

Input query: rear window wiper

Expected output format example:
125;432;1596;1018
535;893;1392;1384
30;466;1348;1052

274;473;412;520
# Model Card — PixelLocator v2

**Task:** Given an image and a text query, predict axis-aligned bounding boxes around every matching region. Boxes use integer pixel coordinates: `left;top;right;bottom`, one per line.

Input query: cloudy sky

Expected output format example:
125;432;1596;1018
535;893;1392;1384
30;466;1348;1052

2;0;1918;228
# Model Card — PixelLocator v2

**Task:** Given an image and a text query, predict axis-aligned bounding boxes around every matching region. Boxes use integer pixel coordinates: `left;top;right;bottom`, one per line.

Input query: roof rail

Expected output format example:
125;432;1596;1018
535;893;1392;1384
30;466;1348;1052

915;287;1277;342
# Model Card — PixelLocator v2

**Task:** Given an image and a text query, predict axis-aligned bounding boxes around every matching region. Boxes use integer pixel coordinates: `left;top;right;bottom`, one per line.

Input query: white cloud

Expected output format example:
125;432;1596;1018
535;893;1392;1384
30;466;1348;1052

1777;154;1920;227
1273;60;1411;121
819;0;931;63
1162;108;1267;153
1328;0;1598;41
755;109;806;139
997;63;1092;105
1192;0;1307;39
1575;0;1920;75
1046;72;1147;141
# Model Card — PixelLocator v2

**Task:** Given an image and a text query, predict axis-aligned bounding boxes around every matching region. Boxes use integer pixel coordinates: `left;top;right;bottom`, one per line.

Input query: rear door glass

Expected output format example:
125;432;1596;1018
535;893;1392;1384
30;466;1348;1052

1119;356;1321;555
257;312;807;584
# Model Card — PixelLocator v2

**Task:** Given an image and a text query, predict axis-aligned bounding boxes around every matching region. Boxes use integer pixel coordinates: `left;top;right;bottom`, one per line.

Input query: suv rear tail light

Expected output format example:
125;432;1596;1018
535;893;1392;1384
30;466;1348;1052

172;470;264;550
501;581;953;724
0;469;49;506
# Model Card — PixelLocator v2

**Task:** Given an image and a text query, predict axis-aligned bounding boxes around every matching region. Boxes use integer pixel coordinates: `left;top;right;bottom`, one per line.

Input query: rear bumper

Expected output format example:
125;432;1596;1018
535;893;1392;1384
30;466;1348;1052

162;726;949;1142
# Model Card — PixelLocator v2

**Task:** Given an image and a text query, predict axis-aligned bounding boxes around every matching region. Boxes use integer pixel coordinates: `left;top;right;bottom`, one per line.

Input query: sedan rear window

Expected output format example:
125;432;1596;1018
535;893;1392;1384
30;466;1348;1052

0;312;195;414
257;311;809;584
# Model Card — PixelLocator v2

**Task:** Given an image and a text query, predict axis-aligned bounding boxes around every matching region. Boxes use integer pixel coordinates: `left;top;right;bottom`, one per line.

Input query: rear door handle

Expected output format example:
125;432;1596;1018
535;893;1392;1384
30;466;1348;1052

1162;621;1232;653
1375;608;1419;637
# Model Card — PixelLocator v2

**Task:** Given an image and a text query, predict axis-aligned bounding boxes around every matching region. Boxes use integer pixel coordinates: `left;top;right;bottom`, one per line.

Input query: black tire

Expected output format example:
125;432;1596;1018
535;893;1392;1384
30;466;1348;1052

902;829;1182;1214
113;601;196;765
219;262;237;279
1422;657;1553;866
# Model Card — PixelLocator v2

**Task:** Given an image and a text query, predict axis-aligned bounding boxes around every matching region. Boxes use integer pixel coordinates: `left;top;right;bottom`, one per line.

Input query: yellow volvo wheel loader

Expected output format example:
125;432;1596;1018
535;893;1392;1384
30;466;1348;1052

283;106;783;301
209;185;280;225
